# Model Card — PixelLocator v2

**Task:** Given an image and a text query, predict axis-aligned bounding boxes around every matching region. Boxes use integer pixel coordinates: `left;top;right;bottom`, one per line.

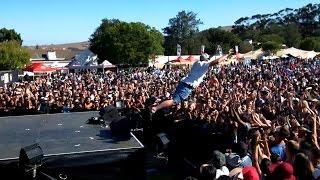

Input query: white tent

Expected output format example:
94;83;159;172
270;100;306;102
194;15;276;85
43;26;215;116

275;47;319;59
99;60;117;68
262;55;279;60
243;49;264;59
303;50;319;59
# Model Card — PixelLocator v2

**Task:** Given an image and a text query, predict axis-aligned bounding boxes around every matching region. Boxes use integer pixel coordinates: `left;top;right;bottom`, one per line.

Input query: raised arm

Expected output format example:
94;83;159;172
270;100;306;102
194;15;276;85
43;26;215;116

209;55;227;67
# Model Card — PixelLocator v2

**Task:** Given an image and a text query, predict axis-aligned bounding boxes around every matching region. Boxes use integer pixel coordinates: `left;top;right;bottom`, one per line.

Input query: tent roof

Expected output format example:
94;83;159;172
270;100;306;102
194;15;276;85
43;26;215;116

68;50;115;69
185;55;196;62
24;63;56;73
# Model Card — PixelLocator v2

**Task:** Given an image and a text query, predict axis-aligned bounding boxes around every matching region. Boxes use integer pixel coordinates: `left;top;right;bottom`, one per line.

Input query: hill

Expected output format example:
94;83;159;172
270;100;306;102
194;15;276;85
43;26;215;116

26;41;90;60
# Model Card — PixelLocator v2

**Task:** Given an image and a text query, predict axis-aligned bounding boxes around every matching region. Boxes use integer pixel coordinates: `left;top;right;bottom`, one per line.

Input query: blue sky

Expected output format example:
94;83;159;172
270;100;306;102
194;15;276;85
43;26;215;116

0;0;319;45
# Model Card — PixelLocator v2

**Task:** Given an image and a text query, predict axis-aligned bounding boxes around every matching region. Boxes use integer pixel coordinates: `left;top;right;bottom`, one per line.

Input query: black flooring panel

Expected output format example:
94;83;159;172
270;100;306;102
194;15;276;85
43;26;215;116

0;111;143;161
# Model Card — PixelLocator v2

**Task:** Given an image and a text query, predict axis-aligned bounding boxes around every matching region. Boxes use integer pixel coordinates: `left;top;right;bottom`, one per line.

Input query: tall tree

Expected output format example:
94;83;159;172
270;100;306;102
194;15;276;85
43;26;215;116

0;28;23;45
0;41;30;70
198;28;241;54
284;24;301;47
163;10;203;55
90;19;164;65
261;41;281;54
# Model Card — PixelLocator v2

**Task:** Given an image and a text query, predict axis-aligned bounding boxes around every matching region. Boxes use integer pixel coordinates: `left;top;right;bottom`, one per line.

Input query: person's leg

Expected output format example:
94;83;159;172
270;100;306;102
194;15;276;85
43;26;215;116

152;82;192;113
151;99;174;113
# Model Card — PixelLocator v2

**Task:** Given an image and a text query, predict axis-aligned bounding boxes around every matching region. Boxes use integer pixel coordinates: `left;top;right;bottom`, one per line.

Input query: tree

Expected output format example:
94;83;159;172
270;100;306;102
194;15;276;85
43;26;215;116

90;19;164;65
198;28;241;54
232;3;320;47
284;23;301;47
261;41;281;54
300;37;320;51
149;27;165;57
259;34;285;44
0;41;30;70
0;28;23;45
239;41;252;53
163;10;203;55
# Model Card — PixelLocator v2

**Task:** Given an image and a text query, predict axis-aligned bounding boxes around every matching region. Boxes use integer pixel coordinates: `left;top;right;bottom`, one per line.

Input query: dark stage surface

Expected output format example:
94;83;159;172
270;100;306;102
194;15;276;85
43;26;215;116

0;112;145;179
0;111;143;161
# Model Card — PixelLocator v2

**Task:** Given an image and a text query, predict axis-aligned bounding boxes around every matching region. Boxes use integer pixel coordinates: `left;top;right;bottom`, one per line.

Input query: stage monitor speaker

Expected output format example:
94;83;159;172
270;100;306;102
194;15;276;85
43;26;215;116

19;143;43;167
110;116;132;137
101;105;120;123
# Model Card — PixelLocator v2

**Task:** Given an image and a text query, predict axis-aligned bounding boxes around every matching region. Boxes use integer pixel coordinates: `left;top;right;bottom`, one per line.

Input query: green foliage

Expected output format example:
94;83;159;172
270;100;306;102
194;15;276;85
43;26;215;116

163;10;203;55
284;24;302;47
198;28;241;54
0;41;30;70
232;3;320;49
239;41;253;53
90;19;164;65
299;37;320;51
259;34;284;44
0;28;23;45
261;41;281;54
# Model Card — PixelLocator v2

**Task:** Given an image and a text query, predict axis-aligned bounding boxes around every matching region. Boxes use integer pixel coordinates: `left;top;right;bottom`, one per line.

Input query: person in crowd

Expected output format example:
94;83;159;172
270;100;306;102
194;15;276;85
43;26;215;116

151;54;227;113
0;54;320;180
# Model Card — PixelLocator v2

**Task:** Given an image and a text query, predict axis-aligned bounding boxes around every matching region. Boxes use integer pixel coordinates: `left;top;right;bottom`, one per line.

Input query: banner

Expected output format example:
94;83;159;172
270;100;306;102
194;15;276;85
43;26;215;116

216;45;223;56
177;44;181;56
201;45;205;54
235;46;239;53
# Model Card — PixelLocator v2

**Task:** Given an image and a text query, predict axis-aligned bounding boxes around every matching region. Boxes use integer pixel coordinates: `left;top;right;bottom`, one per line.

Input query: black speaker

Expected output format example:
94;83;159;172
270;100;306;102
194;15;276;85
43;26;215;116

110;116;132;137
19;143;43;167
101;105;120;123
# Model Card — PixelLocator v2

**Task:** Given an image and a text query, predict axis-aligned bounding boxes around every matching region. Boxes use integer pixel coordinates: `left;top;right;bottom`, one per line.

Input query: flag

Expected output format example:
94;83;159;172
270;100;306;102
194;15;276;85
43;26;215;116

177;44;181;56
235;46;239;53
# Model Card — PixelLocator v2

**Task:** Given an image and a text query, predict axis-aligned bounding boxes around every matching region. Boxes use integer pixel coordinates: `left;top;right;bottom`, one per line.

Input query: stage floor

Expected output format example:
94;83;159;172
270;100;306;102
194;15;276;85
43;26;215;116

0;111;143;161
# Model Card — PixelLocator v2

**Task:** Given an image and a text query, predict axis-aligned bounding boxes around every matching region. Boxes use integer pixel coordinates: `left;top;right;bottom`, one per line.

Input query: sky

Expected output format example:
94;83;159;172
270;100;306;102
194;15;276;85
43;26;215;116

0;0;319;45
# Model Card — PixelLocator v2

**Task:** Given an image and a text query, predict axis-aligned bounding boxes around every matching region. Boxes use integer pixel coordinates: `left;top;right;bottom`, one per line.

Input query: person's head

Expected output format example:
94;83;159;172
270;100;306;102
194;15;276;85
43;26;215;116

200;54;210;62
311;147;320;168
293;153;314;180
275;127;290;143
271;162;296;180
200;164;217;180
285;140;300;163
260;158;271;176
211;150;226;169
242;166;259;180
232;142;248;158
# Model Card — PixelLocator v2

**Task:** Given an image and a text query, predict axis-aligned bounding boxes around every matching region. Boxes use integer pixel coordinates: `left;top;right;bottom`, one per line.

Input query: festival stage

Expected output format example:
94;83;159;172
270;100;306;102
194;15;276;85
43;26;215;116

0;111;145;179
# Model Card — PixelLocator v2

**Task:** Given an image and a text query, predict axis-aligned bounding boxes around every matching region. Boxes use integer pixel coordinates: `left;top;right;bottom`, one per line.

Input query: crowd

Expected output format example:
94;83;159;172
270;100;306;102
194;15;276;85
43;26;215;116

0;56;320;179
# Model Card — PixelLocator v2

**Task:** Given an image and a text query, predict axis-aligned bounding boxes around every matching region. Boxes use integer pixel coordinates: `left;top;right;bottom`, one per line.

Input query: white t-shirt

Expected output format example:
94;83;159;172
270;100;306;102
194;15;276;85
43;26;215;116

216;166;229;179
181;60;210;88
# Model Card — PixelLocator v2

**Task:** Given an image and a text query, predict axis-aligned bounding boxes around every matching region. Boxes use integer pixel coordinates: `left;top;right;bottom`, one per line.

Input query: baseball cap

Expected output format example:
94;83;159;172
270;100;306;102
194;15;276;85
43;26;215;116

211;150;226;168
242;166;259;180
271;162;296;180
226;153;241;168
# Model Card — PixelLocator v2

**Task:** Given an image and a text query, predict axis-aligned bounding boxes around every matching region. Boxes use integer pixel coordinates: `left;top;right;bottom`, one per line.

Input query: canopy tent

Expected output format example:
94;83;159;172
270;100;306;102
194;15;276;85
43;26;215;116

172;56;185;63
185;55;196;62
243;49;264;60
169;56;193;65
99;60;117;68
276;47;319;59
303;50;319;59
262;55;279;60
24;63;56;73
68;50;116;70
85;59;117;69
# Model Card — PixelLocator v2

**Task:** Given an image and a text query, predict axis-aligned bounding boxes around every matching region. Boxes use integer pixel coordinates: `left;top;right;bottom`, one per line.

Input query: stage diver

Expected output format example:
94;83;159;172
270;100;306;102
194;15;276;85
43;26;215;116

151;53;227;113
